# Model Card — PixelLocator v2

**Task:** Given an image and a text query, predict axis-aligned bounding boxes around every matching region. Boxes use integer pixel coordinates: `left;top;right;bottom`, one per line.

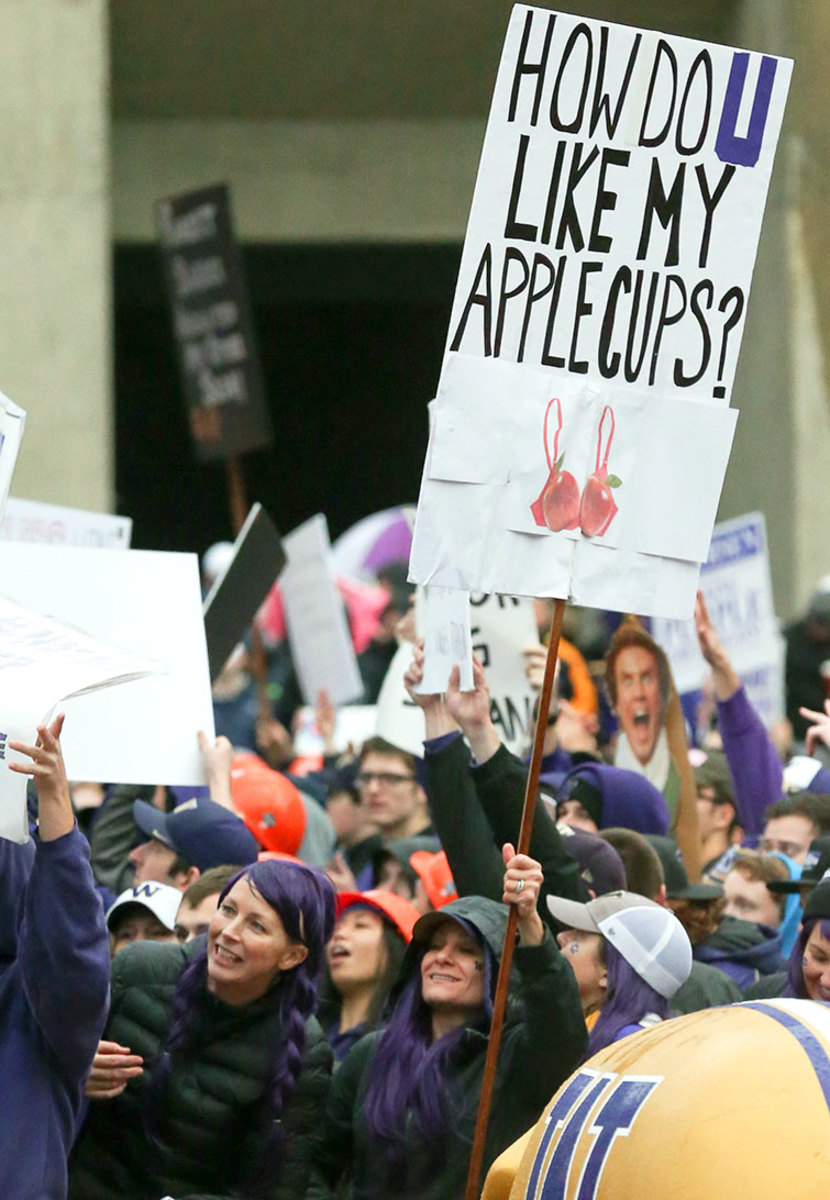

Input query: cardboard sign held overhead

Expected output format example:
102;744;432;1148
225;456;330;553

409;6;792;620
0;597;159;843
280;514;364;708
156;183;273;462
203;503;286;681
652;511;785;726
0;543;215;790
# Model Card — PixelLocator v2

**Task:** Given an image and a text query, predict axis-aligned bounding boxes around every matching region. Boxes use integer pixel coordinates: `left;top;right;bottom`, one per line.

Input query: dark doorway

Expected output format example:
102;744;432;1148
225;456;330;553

113;242;461;554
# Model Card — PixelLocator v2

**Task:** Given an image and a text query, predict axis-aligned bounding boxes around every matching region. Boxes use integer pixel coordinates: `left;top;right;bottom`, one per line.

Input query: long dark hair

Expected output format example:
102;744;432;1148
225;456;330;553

145;860;335;1196
586;940;670;1058
318;917;408;1035
784;916;830;997
362;922;494;1180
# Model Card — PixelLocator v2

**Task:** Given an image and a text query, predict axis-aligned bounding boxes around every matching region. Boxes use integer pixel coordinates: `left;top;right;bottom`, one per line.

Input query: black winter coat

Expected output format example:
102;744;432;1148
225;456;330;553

68;938;332;1200
308;895;586;1200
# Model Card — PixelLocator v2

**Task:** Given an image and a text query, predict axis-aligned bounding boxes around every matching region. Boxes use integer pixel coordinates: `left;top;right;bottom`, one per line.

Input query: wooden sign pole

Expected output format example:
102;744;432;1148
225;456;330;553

463;596;566;1200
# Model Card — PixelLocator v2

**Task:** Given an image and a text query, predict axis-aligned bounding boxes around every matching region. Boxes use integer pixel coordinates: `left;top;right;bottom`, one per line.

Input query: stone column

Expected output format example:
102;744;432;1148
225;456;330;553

0;0;112;511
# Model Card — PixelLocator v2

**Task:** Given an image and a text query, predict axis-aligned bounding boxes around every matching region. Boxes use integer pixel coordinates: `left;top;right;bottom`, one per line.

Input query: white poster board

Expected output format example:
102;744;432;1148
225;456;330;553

0;496;132;549
409;6;791;619
470;592;539;757
0;395;26;524
652;511;785;725
280;514;363;707
0;598;158;841
375;640;427;759
0;543;215;788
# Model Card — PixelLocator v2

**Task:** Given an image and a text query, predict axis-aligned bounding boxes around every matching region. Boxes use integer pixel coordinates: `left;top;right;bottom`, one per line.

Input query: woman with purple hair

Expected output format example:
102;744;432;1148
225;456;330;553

784;874;830;1001
308;846;586;1200
546;891;693;1058
69;859;336;1200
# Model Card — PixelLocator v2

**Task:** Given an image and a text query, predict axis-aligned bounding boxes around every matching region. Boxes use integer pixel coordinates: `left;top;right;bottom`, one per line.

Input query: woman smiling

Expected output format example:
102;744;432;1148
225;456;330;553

69;860;336;1200
309;847;586;1200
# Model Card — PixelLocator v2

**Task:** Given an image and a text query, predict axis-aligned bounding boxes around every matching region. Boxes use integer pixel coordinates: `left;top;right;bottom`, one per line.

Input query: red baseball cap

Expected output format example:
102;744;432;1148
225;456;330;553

335;888;420;943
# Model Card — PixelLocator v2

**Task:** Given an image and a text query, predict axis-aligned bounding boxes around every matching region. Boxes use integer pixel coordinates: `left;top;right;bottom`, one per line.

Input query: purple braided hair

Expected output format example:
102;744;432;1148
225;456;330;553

145;860;335;1196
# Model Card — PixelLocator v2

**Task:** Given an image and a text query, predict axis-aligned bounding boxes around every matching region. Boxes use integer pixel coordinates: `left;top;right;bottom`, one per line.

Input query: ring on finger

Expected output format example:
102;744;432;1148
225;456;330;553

515;878;525;895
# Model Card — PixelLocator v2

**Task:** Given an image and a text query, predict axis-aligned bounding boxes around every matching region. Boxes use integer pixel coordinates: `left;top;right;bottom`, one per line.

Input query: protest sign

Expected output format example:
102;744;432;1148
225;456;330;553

280;514;364;707
470;592;539;756
375;640;428;759
292;704;379;758
0;395;26;524
203;502;286;681
0;496;132;548
409;6;791;619
0;597;158;842
652;511;785;726
0;543;215;788
156;183;272;462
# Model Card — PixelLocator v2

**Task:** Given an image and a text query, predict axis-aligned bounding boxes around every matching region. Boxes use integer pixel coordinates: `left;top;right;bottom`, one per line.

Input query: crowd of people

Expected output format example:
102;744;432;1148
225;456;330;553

4;559;830;1199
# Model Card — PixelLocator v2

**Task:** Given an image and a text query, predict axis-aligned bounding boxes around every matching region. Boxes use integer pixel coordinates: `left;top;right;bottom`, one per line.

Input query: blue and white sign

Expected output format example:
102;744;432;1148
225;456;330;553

652;511;784;726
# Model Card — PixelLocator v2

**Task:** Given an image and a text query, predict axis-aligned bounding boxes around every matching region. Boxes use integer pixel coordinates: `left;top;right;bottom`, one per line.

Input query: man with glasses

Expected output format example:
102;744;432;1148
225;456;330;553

356;737;431;843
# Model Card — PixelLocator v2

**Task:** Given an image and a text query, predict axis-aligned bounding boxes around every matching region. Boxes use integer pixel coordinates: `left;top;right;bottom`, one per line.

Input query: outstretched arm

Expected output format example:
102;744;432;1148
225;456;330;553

8;715;110;1080
404;644;505;900
695;591;783;836
445;658;588;910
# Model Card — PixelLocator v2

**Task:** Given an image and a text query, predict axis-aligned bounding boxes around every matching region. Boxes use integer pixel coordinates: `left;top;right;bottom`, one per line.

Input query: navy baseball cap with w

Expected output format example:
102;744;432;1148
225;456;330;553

132;796;259;870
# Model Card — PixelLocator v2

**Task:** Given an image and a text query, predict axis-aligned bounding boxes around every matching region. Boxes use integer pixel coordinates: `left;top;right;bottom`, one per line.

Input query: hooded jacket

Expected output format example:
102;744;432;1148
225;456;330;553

560;761;671;835
308;895;586;1200
694;914;784;990
0;826;110;1200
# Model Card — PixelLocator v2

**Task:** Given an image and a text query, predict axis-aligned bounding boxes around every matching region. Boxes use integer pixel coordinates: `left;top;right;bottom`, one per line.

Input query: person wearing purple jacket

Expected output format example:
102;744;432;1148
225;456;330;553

0;714;110;1200
694;592;784;839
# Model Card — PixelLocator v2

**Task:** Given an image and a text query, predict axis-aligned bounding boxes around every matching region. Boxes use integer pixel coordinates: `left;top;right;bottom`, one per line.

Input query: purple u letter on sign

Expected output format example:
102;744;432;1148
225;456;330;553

715;53;777;167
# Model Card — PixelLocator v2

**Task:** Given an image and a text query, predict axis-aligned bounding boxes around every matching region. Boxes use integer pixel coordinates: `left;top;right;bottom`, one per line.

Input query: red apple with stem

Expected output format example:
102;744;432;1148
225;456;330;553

579;405;621;538
529;397;581;531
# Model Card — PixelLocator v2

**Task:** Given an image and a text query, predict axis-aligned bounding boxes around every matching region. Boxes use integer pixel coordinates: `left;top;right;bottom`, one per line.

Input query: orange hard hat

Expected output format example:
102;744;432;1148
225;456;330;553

230;753;307;856
409;850;458;910
335;888;420;943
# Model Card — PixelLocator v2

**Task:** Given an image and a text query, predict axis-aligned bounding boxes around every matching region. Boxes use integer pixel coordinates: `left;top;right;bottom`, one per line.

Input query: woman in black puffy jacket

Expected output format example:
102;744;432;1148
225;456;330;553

69;859;335;1200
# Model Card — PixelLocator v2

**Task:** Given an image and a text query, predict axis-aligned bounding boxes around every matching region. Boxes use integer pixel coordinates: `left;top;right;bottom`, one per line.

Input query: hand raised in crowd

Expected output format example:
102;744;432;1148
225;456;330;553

501;842;545;946
799;699;830;756
198;729;235;809
446;656;501;764
403;640;460;738
694;591;741;700
84;1040;144;1100
326;850;358;894
315;688;338;755
522;642;549;692
8;713;73;841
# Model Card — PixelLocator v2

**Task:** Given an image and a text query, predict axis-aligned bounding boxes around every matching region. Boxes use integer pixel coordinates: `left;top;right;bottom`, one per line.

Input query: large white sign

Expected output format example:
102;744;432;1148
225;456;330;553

280;514;364;707
0;543;215;791
0;598;158;842
0;496;132;549
652;511;784;725
410;6;791;619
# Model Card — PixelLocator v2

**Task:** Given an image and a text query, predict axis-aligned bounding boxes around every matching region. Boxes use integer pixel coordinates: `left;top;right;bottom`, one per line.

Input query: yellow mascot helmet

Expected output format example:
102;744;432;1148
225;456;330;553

484;999;830;1200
